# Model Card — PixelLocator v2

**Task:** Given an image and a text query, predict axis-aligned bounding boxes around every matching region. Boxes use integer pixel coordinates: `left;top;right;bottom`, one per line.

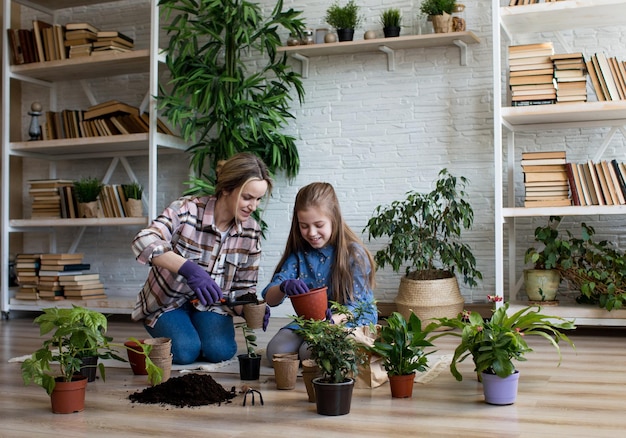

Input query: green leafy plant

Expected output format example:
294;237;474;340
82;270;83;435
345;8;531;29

560;222;626;311
431;297;575;381
524;216;573;270
158;0;306;195
380;8;402;28
73;177;103;203
368;311;433;377
237;322;258;358
325;0;363;30
419;0;457;16
363;168;482;286
21;306;163;395
122;181;143;200
294;302;367;383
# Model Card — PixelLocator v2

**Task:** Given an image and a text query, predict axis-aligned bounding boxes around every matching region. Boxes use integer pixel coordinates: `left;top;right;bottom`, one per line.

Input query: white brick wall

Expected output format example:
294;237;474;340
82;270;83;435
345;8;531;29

16;1;626;316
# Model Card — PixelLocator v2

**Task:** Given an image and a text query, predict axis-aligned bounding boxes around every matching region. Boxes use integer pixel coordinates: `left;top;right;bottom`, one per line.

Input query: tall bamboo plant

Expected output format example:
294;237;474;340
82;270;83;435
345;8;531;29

158;0;306;194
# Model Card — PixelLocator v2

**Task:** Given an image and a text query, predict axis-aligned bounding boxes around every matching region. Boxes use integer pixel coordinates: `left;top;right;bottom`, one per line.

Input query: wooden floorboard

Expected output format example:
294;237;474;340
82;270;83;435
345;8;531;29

1;313;626;437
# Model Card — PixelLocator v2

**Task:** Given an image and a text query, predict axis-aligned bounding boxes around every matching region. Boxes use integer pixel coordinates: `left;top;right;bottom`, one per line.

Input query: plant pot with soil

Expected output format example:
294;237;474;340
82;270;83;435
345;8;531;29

325;0;363;42
237;323;262;380
294;303;367;415
364;169;482;327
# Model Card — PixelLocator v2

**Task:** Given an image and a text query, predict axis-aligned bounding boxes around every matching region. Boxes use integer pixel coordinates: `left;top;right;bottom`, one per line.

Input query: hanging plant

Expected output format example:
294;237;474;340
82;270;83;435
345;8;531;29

158;0;306;194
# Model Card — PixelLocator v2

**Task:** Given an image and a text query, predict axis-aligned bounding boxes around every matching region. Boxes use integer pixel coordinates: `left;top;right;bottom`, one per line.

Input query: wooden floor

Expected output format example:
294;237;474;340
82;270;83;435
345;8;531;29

2;313;626;438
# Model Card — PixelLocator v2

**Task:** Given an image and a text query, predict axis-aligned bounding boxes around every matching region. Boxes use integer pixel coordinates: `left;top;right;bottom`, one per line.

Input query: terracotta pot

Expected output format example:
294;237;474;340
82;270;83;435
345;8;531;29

144;337;172;359
125;340;148;375
273;356;300;390
238;354;262;380
50;375;88;414
388;373;415;398
290;286;328;320
481;371;520;405
243;301;267;330
313;377;354;416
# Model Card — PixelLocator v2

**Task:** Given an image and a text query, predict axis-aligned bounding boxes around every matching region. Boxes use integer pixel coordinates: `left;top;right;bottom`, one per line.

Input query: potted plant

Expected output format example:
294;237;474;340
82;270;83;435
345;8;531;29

122;181;143;217
363;169;482;326
73;176;103;218
380;8;402;38
523;216;573;304
294;302;367;416
367;311;433;398
431;296;576;405
21;306;162;413
325;0;363;42
419;0;457;33
158;0;306;200
237;322;262;380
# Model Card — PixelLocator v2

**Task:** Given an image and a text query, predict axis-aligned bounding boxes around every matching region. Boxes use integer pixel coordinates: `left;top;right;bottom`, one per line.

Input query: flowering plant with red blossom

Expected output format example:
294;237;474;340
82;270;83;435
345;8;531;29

430;296;576;380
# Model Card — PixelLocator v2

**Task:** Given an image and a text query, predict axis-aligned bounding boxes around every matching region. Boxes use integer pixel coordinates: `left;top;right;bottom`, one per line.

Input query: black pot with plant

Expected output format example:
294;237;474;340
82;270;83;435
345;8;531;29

21;306;162;413
158;0;306;200
294;302;367;415
380;8;402;38
237;323;262;380
364;169;482;325
325;0;363;42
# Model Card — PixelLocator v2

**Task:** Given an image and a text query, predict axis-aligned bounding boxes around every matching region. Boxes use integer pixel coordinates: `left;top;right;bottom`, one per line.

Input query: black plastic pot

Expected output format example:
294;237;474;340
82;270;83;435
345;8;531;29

336;28;355;42
313;377;354;416
238;354;262;380
383;26;401;38
79;356;98;382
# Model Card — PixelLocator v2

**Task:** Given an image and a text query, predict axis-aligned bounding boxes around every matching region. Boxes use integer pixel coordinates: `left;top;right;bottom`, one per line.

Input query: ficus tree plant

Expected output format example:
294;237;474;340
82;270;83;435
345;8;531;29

158;0;306;195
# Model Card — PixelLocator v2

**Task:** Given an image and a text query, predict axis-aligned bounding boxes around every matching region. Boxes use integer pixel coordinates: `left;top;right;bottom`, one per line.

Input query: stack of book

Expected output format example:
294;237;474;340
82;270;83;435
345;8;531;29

28;179;75;218
13;254;40;300
509;42;556;107
59;273;107;300
92;30;134;56
569;160;626;206
552;52;588;104
38;253;90;300
64;22;98;58
522;151;571;207
587;52;626;101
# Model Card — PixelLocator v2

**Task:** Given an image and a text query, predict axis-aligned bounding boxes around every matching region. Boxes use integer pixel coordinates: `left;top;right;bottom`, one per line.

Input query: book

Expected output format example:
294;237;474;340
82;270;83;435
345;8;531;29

605;160;625;205
509;55;553;66
524;171;568;183
63;288;106;297
7;29;25;65
508;42;554;53
594;53;621;101
565;163;580;206
65;22;100;34
39;263;91;271
586;160;604;205
96;30;134;44
521;151;566;160
83;100;139;120
64;29;98;41
594;162;615;205
523;199;572;208
509;74;555;86
62;283;105;292
522;164;569;173
52;273;100;282
92;38;133;49
38;270;88;277
510;68;554;77
32;19;52;63
612;160;626;204
609;57;626;99
520;158;566;166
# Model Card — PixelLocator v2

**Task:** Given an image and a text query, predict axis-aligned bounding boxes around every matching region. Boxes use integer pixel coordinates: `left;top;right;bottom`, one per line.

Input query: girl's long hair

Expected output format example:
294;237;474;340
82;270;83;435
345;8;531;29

274;182;376;304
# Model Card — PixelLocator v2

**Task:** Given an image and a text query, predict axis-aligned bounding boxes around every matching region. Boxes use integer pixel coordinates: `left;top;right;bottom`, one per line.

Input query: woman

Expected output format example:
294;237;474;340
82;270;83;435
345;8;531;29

131;152;272;365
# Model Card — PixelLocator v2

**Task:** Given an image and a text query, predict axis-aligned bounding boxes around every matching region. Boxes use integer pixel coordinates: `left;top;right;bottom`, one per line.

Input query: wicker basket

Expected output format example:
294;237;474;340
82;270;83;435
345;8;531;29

394;275;464;330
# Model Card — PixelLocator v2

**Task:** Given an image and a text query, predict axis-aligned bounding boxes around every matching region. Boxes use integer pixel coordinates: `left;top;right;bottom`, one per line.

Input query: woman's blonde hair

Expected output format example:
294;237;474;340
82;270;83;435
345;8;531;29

274;182;376;304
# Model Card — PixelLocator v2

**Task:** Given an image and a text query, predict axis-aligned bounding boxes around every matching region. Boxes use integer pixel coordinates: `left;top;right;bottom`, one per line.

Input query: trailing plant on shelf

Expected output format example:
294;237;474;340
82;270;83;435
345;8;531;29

21;306;162;395
431;296;576;381
73;177;103;203
524;216;573;271
363;168;482;286
158;0;306;197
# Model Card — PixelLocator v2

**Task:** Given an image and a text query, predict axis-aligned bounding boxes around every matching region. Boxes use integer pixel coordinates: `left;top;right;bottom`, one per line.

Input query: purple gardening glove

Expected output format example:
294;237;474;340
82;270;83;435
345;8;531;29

178;260;223;306
280;279;309;296
325;307;334;324
263;304;271;332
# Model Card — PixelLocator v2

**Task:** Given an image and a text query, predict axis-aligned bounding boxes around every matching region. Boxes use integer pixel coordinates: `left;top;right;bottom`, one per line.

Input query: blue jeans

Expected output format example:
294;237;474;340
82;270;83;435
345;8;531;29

145;303;237;365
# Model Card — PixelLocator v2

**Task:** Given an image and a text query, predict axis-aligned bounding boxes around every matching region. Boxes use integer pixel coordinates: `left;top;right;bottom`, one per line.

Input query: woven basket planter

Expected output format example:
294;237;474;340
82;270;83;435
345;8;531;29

394;274;464;329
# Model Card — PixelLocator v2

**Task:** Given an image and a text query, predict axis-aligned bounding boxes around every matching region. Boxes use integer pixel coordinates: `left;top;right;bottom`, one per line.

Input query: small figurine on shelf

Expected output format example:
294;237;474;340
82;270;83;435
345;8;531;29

28;102;42;141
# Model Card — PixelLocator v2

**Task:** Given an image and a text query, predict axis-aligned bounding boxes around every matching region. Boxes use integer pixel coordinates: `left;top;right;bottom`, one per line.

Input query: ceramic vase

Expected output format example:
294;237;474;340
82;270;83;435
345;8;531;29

481;371;520;405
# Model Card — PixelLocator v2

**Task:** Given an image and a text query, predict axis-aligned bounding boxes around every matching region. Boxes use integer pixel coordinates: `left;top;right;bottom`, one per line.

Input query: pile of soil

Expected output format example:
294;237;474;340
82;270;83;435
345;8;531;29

129;373;236;408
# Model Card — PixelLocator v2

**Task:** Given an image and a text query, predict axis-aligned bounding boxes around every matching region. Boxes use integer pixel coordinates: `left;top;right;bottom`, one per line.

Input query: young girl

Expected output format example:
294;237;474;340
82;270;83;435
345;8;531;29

262;182;378;364
131;152;272;365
